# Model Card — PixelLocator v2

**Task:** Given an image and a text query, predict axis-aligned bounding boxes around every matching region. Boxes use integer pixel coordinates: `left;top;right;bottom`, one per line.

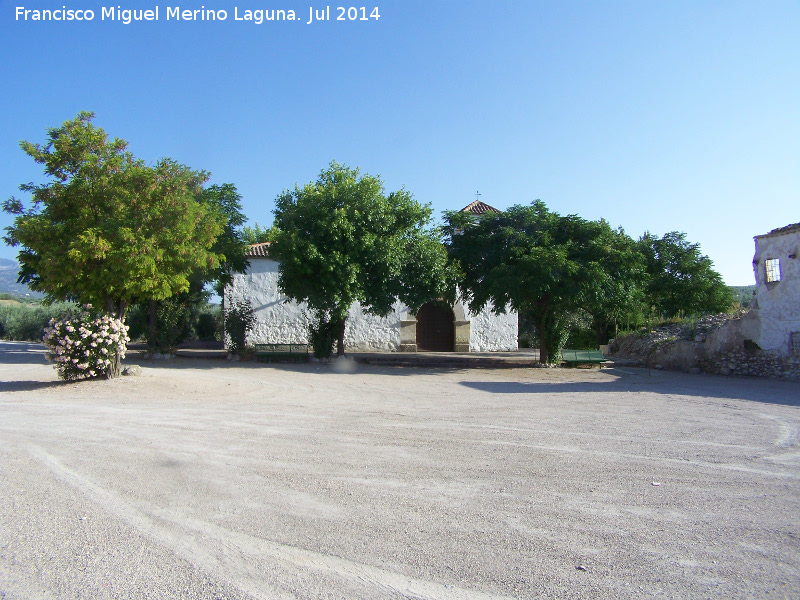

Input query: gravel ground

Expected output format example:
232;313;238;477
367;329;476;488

1;340;799;599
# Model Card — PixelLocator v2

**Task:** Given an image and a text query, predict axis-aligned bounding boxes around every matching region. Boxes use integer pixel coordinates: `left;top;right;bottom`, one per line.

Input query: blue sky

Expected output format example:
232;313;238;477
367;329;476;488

2;1;797;285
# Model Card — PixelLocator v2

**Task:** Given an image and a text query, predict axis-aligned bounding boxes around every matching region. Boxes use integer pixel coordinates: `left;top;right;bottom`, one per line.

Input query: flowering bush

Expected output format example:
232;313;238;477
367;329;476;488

43;310;130;381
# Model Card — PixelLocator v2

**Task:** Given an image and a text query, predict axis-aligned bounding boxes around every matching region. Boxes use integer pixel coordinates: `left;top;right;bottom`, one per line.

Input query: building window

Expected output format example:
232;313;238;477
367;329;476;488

765;258;781;283
792;332;800;355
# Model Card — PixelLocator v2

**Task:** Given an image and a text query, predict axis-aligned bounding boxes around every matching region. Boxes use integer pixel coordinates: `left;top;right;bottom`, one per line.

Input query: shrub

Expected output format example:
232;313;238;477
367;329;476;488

308;313;339;359
150;297;191;353
124;304;148;343
43;309;130;380
0;301;77;341
224;299;256;355
195;305;221;341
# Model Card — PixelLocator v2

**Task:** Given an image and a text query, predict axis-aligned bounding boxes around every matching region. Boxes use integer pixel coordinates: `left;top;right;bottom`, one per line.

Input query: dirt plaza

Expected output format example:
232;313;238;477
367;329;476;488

1;341;798;599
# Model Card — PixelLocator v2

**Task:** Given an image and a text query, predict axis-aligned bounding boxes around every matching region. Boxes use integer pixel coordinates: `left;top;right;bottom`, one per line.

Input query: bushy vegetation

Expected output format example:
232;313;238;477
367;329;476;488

125;301;222;348
446;201;736;362
730;285;756;309
0;298;79;341
307;311;340;359
43;309;129;380
195;304;223;341
223;299;256;355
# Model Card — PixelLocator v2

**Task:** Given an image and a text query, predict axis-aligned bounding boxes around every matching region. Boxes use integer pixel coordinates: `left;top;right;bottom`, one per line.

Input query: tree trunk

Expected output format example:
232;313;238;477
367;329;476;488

595;321;605;348
104;297;129;320
108;352;122;379
101;297;128;379
538;312;548;364
148;299;157;350
336;316;347;357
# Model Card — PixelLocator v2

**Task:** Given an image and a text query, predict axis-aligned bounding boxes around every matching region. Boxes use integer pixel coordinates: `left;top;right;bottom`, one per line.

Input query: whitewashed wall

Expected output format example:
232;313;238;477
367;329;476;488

465;304;518;351
741;229;800;354
225;259;311;345
226;257;518;352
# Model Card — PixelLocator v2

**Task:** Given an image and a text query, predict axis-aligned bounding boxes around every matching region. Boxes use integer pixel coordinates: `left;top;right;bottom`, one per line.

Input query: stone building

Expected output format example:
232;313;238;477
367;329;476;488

741;223;800;355
224;202;517;353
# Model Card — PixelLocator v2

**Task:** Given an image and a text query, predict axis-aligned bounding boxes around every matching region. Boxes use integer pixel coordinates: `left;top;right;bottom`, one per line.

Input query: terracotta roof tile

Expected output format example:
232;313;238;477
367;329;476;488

461;200;501;215
246;242;271;257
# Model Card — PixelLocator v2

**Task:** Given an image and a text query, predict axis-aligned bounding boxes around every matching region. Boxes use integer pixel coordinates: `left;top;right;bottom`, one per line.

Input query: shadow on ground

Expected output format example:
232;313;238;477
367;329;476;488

125;355;457;378
0;380;68;392
0;341;49;365
460;368;800;406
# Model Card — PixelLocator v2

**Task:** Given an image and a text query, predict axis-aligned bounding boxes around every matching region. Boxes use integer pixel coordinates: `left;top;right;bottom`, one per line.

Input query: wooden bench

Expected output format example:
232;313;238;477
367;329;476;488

560;349;606;367
254;343;309;363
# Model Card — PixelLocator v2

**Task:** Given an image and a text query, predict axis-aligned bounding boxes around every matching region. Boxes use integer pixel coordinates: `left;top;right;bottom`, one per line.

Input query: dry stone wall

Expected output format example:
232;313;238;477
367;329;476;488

610;312;800;381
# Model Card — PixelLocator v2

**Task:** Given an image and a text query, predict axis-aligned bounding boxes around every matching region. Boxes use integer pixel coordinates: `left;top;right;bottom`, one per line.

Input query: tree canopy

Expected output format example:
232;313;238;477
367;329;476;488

270;161;452;357
444;200;643;363
197;183;250;298
637;231;733;318
2;112;226;318
241;222;279;246
445;201;733;361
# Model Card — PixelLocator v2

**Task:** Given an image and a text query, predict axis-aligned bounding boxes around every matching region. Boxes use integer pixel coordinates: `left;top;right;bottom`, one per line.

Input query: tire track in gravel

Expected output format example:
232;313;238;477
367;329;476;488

27;444;517;600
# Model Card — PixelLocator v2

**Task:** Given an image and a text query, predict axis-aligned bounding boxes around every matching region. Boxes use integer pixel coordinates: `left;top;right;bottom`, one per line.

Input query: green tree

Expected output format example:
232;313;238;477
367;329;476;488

3;112;225;323
638;231;734;318
270;161;452;357
581;223;647;345
241;222;279;246
444;201;641;363
199;183;250;299
139;183;248;352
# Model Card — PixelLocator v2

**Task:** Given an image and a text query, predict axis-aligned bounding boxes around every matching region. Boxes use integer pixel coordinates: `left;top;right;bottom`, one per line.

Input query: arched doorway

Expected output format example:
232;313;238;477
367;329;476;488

415;302;455;352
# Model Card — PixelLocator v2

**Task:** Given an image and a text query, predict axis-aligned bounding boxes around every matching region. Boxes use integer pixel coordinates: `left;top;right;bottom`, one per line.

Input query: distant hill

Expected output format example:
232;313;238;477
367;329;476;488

730;285;756;308
0;258;43;298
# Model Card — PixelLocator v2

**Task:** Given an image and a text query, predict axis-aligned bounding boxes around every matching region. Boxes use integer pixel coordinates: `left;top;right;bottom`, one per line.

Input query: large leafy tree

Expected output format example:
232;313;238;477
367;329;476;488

638;231;733;318
199;183;250;299
444;201;643;363
581;222;647;345
3;112;225;320
270;161;452;357
137;183;249;352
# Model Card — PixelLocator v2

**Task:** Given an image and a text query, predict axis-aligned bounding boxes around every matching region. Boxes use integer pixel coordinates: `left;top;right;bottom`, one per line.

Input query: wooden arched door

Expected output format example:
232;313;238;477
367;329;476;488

415;303;455;352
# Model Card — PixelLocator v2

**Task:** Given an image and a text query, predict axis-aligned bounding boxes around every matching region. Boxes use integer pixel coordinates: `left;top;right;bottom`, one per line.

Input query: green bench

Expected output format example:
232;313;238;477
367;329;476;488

560;349;606;367
255;343;309;363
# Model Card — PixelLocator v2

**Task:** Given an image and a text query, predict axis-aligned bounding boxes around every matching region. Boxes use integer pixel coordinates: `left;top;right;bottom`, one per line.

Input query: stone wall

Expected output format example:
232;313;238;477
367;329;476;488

701;348;800;379
610;313;800;381
740;225;800;353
